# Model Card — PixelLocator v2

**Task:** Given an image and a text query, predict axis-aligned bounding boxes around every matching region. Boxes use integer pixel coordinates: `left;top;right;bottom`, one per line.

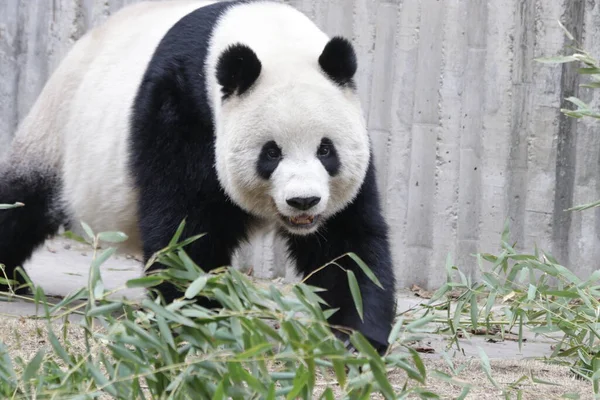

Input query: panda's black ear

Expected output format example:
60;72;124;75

216;43;262;99
318;36;357;86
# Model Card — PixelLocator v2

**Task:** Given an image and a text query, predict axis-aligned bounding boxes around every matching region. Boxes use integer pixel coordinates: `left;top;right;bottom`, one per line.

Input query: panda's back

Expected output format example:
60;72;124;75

17;0;218;252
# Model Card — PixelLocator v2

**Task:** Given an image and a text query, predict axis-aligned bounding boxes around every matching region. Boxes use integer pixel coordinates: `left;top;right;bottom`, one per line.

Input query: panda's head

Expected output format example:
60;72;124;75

212;36;369;236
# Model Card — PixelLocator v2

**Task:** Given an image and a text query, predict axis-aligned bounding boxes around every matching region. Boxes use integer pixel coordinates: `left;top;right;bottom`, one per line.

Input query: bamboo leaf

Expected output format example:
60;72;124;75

347;253;383;288
347;269;363;321
185;276;208;299
97;231;129;243
23;348;45;382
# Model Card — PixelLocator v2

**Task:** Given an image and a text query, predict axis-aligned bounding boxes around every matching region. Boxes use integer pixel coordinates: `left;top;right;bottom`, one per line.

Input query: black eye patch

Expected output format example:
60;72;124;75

317;137;340;176
256;140;282;179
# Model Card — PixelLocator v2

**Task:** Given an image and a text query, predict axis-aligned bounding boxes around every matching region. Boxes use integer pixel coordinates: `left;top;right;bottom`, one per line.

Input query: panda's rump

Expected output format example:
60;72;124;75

55;1;215;252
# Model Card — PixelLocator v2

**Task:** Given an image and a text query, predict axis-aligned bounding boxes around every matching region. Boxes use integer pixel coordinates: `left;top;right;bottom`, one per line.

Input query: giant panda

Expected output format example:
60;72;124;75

0;0;396;353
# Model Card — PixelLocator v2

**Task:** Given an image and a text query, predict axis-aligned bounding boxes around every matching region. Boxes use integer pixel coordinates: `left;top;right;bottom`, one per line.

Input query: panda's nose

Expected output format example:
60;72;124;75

286;196;321;211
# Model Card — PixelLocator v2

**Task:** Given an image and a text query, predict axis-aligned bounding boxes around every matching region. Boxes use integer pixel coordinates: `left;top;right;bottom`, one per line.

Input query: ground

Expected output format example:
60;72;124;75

0;236;593;398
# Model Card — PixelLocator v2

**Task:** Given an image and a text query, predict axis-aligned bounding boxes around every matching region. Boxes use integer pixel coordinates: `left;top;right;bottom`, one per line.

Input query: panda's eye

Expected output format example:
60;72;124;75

317;145;331;157
317;138;334;157
266;147;281;159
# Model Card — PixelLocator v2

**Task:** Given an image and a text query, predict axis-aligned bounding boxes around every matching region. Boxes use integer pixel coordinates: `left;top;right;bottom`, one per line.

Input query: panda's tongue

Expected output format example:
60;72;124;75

290;215;314;225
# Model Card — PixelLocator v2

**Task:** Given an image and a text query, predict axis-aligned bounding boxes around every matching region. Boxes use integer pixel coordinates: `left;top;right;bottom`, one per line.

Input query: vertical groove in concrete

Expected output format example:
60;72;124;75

368;2;398;202
351;0;377;111
552;0;585;267
0;1;20;161
405;0;444;257
384;0;420;288
427;0;466;286
506;0;535;252
2;0;600;287
455;0;487;276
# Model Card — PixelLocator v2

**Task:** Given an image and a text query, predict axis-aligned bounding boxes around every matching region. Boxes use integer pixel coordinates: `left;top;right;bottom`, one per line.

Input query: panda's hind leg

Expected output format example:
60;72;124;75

0;167;65;294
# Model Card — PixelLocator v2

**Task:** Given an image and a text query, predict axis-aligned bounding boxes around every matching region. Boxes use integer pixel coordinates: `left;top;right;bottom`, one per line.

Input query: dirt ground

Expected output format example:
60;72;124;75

0;317;591;399
0;235;595;398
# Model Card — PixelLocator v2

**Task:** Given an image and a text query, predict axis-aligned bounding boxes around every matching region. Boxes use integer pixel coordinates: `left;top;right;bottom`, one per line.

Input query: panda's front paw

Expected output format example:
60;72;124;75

333;330;357;354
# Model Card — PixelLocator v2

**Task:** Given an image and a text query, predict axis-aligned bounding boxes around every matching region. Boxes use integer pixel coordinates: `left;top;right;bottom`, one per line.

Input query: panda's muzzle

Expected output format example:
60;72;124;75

290;214;315;225
280;213;321;230
281;196;322;229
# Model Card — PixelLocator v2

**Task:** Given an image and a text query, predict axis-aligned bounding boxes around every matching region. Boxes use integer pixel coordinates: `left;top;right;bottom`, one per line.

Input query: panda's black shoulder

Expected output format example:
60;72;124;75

130;0;246;146
128;1;248;191
136;0;239;94
141;0;257;81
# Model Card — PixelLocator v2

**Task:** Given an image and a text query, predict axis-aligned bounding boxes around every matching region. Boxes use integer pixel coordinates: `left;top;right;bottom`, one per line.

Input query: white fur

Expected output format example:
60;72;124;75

206;2;370;234
9;1;215;254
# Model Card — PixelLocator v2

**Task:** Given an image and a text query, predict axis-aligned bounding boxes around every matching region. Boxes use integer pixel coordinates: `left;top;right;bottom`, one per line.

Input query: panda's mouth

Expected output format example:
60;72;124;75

280;213;321;230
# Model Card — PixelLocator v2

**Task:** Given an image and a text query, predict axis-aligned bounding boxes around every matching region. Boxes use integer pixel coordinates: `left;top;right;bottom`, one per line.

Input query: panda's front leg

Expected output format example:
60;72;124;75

137;192;252;306
285;167;397;354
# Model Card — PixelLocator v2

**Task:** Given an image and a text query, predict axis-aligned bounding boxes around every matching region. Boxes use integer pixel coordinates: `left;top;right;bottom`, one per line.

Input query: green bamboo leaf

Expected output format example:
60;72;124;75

478;347;499;388
369;360;395;399
126;275;164;288
534;55;578;64
0;202;24;210
212;379;226;400
0;343;16;382
122;320;163;349
567;199;600;212
470;291;478;329
141;298;197;328
565;96;589;109
108;344;146;365
97;231;129;243
266;383;276;400
91;247;117;269
332;359;347;388
577;67;600;74
286;364;308;399
320;388;335;400
185;275;208;299
409;347;427;381
62;230;89;244
88;362;118;397
527;284;537;301
169;219;187;246
80;221;95;241
347;269;363;321
558;20;575;40
349;331;380;359
580;81;600;89
406;315;436;331
234;343;273;361
347;253;383;288
87;302;123;317
23;348;45;382
387;316;404;345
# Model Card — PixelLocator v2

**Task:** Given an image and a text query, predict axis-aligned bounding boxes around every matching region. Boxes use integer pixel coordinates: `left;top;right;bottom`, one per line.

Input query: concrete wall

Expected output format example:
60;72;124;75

1;0;600;290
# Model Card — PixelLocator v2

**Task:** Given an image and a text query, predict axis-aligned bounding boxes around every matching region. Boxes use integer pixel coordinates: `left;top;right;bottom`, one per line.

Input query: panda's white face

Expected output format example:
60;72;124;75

205;2;369;235
215;81;370;235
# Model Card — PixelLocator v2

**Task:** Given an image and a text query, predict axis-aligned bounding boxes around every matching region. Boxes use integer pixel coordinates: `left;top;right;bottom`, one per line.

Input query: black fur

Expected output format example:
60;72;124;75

130;1;253;305
216;43;262;100
0;170;65;294
317;137;340;176
256;140;283;179
318;36;358;87
284;158;396;354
